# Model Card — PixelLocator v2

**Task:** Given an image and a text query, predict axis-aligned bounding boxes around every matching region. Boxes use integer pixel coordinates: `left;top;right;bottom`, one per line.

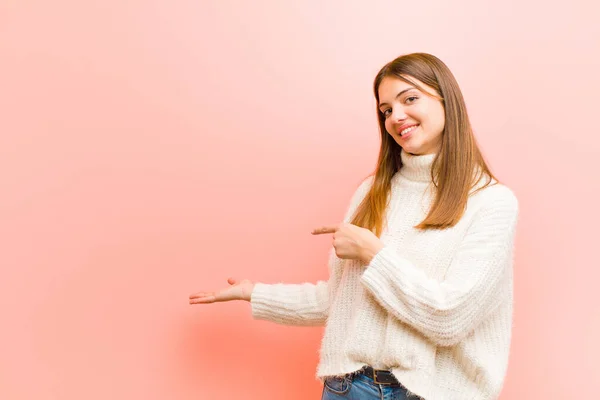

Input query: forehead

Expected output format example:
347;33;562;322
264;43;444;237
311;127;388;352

378;75;434;102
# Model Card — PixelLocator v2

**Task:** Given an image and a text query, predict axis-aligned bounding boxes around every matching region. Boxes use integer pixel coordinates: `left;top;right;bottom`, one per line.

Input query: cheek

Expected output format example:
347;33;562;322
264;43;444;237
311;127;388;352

384;119;393;135
420;107;444;135
433;105;446;131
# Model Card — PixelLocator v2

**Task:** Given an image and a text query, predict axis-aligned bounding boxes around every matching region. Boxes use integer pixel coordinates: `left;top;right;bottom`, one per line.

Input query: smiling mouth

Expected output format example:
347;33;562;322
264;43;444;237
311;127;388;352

399;124;419;137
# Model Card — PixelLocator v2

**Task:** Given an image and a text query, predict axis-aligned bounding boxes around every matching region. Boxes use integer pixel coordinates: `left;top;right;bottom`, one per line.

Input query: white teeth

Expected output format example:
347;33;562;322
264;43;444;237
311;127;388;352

400;125;418;136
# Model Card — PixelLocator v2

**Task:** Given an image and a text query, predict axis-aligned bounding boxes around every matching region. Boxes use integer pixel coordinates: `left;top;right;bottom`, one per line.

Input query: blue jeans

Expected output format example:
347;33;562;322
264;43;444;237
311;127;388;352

321;369;422;400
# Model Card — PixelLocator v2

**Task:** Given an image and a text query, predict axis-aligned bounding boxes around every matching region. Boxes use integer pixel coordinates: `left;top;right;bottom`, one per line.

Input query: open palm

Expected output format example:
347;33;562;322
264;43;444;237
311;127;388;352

189;277;255;304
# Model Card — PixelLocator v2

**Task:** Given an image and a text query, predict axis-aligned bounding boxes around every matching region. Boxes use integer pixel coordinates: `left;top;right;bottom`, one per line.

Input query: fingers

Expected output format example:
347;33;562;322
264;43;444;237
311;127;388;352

311;225;338;235
189;295;217;304
189;291;217;304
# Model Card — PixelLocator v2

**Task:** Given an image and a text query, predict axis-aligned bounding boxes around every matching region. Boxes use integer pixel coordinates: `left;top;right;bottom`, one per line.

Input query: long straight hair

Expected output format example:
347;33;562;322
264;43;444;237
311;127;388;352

351;53;496;235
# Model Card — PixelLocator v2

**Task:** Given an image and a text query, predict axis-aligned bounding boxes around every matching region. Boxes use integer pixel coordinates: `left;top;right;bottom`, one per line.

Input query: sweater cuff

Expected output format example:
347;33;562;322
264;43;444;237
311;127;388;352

249;282;278;321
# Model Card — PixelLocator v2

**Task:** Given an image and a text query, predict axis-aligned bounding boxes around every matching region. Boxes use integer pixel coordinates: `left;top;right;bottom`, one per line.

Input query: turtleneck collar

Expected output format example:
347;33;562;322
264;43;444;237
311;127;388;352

399;150;436;182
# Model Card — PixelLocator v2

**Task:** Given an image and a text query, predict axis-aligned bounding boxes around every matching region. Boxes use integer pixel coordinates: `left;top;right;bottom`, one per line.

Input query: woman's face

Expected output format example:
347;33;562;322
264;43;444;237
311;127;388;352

378;75;445;155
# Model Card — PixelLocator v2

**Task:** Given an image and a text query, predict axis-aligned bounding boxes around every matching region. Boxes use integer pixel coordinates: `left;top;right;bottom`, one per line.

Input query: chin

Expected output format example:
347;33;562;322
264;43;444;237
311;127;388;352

401;144;423;155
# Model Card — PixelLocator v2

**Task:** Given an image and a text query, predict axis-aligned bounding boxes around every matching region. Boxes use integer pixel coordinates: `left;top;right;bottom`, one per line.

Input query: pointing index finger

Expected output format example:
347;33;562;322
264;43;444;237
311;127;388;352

311;225;338;235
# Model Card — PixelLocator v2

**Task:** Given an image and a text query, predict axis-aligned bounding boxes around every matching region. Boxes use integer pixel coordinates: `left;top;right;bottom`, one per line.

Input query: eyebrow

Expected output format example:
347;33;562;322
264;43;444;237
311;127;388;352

378;87;418;109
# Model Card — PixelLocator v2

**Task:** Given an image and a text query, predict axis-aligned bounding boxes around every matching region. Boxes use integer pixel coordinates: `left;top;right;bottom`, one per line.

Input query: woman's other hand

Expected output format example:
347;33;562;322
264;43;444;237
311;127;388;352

312;223;385;264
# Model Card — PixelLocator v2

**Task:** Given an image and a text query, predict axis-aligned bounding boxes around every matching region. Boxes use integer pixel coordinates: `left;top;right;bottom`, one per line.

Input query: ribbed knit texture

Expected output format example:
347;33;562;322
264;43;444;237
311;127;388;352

250;151;519;400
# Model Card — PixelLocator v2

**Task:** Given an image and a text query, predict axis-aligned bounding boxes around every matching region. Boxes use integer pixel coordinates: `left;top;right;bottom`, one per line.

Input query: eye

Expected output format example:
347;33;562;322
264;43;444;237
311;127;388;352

405;96;418;104
381;108;392;118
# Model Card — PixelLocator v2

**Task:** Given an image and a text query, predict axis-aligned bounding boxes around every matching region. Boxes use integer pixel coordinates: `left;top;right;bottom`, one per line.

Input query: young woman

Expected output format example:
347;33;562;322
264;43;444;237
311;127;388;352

189;53;519;400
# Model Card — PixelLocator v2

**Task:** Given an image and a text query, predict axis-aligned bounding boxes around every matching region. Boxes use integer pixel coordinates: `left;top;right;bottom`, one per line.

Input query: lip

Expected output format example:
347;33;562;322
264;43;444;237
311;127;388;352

398;124;419;139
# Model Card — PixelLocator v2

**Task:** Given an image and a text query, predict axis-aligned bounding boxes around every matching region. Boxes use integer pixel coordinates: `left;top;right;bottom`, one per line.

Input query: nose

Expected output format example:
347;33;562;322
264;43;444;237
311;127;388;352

392;107;407;122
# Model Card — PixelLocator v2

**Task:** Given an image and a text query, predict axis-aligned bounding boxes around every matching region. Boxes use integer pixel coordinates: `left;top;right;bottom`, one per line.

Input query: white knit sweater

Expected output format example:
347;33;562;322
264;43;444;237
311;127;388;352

250;151;519;400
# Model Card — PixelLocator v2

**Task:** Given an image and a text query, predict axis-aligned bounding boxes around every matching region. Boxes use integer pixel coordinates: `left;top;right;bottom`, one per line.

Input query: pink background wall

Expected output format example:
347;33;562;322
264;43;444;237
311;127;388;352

1;0;598;398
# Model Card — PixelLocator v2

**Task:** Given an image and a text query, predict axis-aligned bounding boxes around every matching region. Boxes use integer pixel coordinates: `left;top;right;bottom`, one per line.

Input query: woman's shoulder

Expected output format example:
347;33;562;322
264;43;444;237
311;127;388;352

469;179;519;214
352;174;376;198
340;175;376;223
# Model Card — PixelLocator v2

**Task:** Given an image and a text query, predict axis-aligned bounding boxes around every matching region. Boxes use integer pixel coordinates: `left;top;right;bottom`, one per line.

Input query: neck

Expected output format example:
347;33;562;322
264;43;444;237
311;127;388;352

399;150;435;182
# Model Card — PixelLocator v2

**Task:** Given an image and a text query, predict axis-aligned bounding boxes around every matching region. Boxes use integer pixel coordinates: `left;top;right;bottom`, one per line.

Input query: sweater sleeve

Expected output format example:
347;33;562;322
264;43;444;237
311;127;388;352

250;280;330;326
360;187;519;347
250;175;374;327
